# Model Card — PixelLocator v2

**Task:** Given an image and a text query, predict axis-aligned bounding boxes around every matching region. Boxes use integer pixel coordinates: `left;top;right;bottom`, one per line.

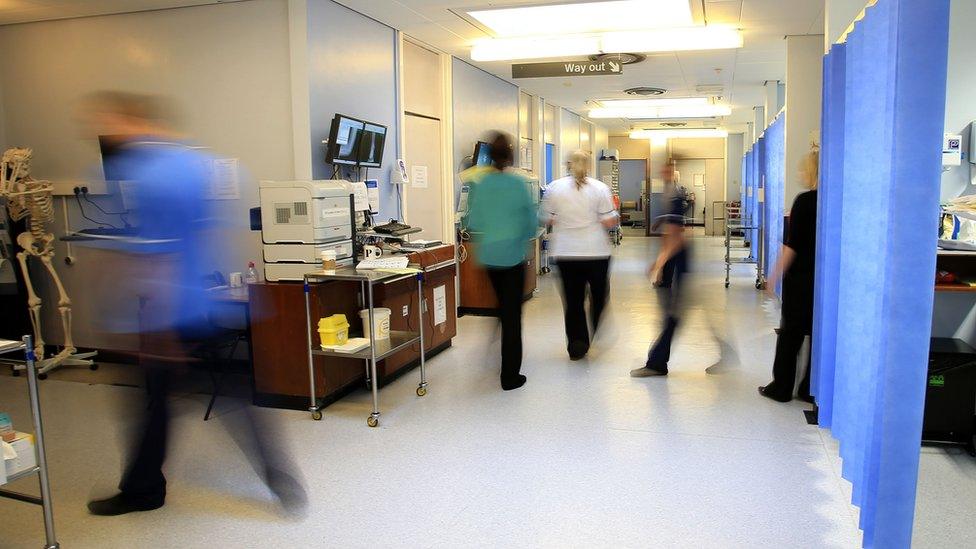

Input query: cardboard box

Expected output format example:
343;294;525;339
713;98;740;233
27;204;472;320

3;432;36;479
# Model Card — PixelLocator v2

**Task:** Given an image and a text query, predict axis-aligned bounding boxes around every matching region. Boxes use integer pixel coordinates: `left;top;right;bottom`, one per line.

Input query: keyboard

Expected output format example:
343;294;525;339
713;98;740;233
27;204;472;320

373;221;412;235
356;257;410;270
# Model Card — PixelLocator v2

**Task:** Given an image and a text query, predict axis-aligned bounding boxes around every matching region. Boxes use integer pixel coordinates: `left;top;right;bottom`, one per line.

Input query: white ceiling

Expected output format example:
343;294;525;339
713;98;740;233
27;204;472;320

0;0;824;135
0;0;243;25
337;0;824;134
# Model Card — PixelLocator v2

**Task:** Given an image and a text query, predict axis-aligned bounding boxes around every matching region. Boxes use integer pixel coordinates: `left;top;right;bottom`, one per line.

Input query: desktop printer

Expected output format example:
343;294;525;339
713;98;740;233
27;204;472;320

259;180;356;281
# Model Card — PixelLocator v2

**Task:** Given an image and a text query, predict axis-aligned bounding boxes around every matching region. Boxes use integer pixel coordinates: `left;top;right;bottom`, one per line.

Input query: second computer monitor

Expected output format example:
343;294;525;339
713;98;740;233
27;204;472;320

358;122;387;168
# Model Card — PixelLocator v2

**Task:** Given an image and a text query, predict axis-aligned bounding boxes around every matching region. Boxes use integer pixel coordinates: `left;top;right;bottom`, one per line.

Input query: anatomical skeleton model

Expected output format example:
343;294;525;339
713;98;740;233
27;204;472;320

1;147;96;376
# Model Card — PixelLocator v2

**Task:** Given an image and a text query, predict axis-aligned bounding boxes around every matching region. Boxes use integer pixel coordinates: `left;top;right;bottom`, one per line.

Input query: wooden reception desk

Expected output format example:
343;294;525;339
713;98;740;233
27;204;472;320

458;237;538;315
248;245;457;410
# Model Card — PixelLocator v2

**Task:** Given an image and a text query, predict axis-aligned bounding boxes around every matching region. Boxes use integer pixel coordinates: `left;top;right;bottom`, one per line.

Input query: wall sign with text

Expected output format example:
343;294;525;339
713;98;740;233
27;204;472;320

512;60;623;79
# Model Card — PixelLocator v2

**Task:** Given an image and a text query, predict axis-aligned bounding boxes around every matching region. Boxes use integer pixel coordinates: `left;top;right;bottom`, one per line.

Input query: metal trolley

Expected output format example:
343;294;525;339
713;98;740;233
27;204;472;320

303;268;427;427
0;335;59;549
724;214;764;290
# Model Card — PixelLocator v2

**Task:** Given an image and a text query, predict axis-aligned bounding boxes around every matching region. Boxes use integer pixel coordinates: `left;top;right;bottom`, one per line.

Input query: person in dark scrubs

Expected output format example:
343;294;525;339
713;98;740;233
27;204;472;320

759;146;819;403
632;162;689;377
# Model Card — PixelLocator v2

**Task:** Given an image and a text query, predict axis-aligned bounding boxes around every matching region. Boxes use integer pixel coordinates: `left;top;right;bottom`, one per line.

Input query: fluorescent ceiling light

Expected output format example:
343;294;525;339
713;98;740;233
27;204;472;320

630;129;729;139
467;0;692;38
471;27;743;62
601;27;743;53
590;105;732;119
471;36;601;62
598;98;710;109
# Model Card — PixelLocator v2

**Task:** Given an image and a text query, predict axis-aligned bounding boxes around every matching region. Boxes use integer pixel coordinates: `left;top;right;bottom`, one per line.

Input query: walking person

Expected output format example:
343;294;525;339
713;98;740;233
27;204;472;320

632;163;689;377
759;145;819;403
542;150;618;360
79;91;306;516
466;132;538;390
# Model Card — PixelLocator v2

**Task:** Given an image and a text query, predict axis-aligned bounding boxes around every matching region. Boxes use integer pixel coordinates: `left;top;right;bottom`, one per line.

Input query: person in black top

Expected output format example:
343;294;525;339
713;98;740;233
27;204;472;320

759;146;819;402
632;163;689;377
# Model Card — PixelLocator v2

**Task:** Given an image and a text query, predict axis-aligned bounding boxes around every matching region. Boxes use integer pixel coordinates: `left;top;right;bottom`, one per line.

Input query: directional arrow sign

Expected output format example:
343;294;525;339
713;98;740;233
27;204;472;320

512;60;624;79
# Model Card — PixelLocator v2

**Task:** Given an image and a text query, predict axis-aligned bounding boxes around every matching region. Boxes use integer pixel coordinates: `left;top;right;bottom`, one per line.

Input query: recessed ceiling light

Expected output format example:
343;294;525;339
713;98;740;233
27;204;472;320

590;104;732;119
467;0;693;38
630;128;729;139
598;98;710;109
470;27;743;62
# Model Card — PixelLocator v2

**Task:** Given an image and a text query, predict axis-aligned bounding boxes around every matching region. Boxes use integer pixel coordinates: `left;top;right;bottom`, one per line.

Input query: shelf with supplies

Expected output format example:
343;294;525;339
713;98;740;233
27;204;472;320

312;330;420;361
0;336;60;549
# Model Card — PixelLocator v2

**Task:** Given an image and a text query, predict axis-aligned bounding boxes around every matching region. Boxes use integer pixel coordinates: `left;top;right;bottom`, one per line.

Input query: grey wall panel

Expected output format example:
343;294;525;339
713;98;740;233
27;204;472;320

306;0;398;217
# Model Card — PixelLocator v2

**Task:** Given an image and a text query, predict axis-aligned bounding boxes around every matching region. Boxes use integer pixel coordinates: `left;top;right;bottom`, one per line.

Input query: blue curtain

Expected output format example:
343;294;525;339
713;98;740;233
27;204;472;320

763;115;786;292
750;138;763;260
811;1;950;547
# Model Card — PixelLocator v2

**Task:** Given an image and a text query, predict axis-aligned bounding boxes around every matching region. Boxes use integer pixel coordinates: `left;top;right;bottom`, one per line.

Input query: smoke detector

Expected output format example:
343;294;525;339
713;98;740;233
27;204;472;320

624;86;667;96
589;53;647;65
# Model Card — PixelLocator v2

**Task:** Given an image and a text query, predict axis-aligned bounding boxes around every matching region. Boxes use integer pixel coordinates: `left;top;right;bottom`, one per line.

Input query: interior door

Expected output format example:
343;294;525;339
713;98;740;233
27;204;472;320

404;114;444;241
618;159;646;227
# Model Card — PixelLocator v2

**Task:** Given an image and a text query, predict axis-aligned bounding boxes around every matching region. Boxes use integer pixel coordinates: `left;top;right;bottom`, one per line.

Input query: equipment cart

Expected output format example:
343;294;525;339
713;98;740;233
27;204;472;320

724;214;763;290
0;335;60;549
303;267;427;427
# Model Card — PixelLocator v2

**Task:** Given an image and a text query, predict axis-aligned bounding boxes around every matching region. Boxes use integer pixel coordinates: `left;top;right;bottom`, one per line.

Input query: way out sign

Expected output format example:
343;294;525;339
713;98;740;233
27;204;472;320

512;60;623;79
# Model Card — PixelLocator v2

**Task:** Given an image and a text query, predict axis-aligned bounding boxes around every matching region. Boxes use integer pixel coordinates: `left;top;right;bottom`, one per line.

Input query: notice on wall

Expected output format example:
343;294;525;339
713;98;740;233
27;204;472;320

351;182;369;212
651;178;664;193
205;158;241;200
411;165;428;188
433;285;447;326
693;174;705;188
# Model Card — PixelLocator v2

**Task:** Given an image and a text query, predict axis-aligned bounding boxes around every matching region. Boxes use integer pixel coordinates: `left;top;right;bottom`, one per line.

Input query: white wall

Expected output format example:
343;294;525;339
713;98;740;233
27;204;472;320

726;133;745;202
826;0;870;51
785;34;824;206
558;108;581;176
0;0;294;350
941;0;976;201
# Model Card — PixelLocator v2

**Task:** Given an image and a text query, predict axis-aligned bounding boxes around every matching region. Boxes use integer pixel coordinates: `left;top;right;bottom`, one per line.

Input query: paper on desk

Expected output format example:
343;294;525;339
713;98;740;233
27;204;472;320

2;440;16;460
376;267;422;275
433;285;447;325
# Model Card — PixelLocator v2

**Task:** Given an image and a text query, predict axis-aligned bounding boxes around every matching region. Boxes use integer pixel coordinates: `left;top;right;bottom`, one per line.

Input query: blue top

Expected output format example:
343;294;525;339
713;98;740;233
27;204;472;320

466;170;537;267
109;139;216;333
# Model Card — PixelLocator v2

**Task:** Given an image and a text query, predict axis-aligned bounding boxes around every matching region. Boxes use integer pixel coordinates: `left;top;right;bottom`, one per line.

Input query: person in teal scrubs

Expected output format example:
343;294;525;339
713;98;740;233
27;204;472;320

466;132;538;390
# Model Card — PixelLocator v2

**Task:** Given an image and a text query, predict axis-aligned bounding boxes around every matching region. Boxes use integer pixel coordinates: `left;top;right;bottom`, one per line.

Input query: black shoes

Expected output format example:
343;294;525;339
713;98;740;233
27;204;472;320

88;492;165;516
501;374;527;391
568;341;590;361
757;385;791;403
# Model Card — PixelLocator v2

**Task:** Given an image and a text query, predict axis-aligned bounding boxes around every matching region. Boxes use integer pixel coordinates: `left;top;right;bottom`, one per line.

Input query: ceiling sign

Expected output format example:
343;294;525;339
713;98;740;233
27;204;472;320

512;60;623;79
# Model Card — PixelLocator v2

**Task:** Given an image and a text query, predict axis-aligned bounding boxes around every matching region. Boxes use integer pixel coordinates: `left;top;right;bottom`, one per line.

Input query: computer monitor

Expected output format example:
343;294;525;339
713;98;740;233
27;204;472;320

473;141;492;167
326;114;365;166
357;122;387;168
98;135;129;181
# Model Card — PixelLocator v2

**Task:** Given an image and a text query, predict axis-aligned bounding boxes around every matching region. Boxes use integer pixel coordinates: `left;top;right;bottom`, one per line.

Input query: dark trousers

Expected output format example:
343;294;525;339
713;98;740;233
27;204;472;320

120;329;285;501
556;258;610;357
487;263;526;383
766;276;814;399
646;248;689;372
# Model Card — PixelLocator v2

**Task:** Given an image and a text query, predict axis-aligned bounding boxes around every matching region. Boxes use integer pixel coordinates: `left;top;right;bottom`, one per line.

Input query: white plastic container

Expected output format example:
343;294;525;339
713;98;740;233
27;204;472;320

359;308;391;341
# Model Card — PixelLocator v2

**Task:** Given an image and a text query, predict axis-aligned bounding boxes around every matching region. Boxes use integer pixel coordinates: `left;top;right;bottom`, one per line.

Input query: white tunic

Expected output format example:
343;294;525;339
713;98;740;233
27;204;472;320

541;176;618;259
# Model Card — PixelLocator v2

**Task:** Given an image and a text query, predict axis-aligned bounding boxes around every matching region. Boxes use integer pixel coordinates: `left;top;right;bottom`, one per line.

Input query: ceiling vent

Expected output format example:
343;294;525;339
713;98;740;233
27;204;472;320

661;122;687;127
624;86;667;96
589;52;647;65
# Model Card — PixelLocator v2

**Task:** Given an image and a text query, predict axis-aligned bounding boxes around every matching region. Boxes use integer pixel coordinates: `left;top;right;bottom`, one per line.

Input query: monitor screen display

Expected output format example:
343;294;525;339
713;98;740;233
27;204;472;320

98;135;129;181
326;115;365;165
358;122;387;168
473;141;492;167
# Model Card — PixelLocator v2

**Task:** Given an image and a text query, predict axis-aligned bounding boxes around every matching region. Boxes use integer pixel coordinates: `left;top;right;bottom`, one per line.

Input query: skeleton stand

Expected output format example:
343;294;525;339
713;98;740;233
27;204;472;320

1;148;96;376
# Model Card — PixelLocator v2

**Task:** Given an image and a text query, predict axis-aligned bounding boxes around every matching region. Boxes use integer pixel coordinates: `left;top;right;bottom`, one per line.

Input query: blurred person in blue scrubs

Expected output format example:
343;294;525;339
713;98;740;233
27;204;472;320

79;91;305;516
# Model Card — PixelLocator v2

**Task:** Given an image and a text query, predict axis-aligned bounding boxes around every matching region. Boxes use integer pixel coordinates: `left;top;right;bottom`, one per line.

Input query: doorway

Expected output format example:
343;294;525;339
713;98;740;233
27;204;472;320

618;159;647;232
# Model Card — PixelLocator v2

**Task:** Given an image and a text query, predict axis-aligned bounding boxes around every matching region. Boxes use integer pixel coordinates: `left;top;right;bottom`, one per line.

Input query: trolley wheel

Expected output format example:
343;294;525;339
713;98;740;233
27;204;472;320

38;373;48;380
416;385;427;397
725;282;730;289
90;363;99;371
311;410;323;421
755;280;763;290
11;368;20;377
367;415;379;428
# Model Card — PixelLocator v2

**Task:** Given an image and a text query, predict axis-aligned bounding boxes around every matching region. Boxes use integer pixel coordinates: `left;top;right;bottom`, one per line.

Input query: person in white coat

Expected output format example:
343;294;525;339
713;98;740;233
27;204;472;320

541;150;619;360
